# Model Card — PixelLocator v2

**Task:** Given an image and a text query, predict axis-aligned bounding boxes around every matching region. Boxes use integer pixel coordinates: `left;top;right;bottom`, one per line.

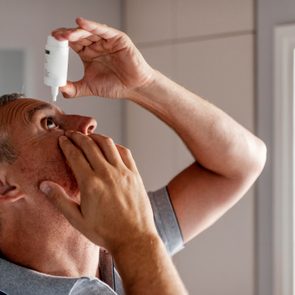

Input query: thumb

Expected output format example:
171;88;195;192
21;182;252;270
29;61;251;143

39;181;82;226
60;79;89;98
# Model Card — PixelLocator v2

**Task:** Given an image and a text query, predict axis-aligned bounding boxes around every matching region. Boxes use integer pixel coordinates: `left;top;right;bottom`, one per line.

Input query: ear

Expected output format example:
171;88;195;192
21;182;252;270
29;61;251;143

0;179;25;203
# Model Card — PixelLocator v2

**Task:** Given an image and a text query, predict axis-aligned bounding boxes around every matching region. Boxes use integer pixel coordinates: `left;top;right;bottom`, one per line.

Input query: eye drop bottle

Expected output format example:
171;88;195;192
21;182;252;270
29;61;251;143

44;35;69;102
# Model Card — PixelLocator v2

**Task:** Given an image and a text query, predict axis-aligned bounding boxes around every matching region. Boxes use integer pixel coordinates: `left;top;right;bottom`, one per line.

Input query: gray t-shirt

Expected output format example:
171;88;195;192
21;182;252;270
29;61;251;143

0;187;184;295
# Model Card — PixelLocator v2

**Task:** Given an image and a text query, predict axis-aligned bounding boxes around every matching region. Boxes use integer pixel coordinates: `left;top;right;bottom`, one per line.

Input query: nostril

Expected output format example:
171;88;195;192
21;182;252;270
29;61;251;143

87;124;96;134
86;119;97;135
75;117;97;135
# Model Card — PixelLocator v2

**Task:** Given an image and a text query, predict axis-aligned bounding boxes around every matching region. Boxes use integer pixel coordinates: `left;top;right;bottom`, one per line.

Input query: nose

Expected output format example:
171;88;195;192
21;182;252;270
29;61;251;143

84;117;97;134
66;115;97;135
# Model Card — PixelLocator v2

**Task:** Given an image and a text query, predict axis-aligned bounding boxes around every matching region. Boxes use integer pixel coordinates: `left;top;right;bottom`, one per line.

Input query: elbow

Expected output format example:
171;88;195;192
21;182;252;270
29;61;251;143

242;138;267;183
229;137;267;184
253;139;267;175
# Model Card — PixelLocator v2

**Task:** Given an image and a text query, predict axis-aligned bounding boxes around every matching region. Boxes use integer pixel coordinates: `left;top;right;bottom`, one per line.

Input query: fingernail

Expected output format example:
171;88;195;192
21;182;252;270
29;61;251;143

40;182;51;195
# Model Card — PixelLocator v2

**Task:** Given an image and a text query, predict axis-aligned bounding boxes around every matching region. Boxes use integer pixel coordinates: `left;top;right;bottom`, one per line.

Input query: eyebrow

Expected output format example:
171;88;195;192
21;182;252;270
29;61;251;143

26;103;55;122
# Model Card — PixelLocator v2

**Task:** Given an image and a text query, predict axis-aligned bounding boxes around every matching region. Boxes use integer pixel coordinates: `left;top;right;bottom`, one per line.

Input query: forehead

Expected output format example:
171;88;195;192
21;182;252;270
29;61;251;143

0;98;62;126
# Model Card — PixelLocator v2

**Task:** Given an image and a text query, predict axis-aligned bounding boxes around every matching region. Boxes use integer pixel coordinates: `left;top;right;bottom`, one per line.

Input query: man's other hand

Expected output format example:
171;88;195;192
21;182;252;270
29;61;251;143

39;131;157;253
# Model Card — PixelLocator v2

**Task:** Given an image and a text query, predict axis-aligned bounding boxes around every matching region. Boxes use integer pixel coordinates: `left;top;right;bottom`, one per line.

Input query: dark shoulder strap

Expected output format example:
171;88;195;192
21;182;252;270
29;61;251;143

99;248;114;290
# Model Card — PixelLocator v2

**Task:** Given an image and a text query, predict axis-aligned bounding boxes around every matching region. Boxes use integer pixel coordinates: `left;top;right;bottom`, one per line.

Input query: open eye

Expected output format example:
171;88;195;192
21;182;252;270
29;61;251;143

42;117;59;130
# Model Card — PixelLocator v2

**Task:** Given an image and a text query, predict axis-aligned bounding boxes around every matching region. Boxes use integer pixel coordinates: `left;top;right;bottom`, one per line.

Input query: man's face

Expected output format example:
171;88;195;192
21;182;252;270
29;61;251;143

0;98;97;205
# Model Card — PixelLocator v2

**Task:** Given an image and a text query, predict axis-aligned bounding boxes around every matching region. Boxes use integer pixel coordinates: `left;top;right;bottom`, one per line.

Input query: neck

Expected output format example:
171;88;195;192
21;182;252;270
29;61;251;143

0;215;100;277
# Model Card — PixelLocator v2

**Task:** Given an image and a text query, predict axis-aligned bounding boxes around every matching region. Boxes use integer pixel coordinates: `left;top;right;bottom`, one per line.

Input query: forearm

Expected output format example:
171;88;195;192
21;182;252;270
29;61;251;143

128;70;266;180
111;234;188;295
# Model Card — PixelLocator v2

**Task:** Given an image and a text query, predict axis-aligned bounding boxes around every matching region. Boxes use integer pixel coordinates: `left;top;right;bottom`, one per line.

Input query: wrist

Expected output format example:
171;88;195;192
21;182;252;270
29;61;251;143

109;231;163;260
127;70;161;102
109;231;188;295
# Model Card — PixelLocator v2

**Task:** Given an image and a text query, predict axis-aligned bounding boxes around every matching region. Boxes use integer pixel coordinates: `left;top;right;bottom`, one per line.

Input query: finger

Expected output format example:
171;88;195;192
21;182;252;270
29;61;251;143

52;30;94;54
51;22;117;45
39;181;83;230
89;134;123;167
87;35;101;42
60;79;93;98
52;27;93;42
79;37;100;47
72;36;104;51
116;144;138;172
69;41;105;60
52;28;94;56
59;136;94;185
76;17;122;39
65;131;108;172
74;38;92;47
70;40;91;55
69;41;84;54
51;27;73;41
69;36;103;54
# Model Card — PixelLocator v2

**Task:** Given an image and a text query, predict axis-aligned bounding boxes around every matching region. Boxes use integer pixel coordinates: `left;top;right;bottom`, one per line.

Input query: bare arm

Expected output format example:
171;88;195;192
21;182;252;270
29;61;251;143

128;71;267;242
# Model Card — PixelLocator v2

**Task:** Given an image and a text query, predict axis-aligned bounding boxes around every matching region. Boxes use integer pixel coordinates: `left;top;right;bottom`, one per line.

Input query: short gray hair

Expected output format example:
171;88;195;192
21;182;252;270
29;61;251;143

0;93;23;163
0;93;24;106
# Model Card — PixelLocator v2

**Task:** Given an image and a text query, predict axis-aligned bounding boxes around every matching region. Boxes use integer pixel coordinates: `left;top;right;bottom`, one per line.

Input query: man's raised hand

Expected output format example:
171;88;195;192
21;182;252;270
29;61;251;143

52;17;155;99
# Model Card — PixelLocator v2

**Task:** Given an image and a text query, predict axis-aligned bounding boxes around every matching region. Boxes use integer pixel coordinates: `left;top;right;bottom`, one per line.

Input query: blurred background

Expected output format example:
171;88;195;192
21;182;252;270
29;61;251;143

0;0;288;294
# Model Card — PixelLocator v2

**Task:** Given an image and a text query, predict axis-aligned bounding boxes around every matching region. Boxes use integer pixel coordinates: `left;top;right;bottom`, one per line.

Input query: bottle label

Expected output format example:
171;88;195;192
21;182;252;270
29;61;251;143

44;46;68;87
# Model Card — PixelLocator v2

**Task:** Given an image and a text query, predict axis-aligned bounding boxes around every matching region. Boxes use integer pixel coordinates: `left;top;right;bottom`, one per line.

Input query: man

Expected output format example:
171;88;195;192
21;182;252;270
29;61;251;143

0;17;267;295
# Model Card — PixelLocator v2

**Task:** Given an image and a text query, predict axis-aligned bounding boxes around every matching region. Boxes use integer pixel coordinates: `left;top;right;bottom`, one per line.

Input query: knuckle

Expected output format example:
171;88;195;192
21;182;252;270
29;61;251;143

118;31;128;40
124;147;132;156
118;33;132;46
116;144;132;155
101;167;118;184
82;173;97;187
82;185;97;197
122;169;132;180
103;137;114;147
85;184;98;196
121;171;136;186
104;136;113;144
104;168;115;182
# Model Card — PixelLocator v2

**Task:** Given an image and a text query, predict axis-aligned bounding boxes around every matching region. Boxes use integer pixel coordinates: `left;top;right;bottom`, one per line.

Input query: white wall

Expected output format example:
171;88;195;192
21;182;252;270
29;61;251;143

257;1;295;295
124;0;256;294
0;50;24;94
0;0;123;143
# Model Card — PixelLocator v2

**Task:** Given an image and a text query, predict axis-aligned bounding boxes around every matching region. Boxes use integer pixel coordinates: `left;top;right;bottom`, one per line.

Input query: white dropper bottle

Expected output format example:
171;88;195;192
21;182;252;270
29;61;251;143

44;35;69;102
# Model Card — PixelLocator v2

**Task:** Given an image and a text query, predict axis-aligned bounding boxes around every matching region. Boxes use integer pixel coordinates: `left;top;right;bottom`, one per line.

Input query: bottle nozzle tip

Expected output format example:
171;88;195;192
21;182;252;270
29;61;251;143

51;87;59;102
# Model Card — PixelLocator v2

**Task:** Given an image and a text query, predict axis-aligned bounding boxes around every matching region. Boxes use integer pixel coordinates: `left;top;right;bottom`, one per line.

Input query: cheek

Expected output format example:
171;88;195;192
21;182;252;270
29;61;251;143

14;139;79;198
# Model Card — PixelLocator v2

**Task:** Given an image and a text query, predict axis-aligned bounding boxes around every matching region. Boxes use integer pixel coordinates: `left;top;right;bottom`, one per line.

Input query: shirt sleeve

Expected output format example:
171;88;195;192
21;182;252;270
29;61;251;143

148;187;184;256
